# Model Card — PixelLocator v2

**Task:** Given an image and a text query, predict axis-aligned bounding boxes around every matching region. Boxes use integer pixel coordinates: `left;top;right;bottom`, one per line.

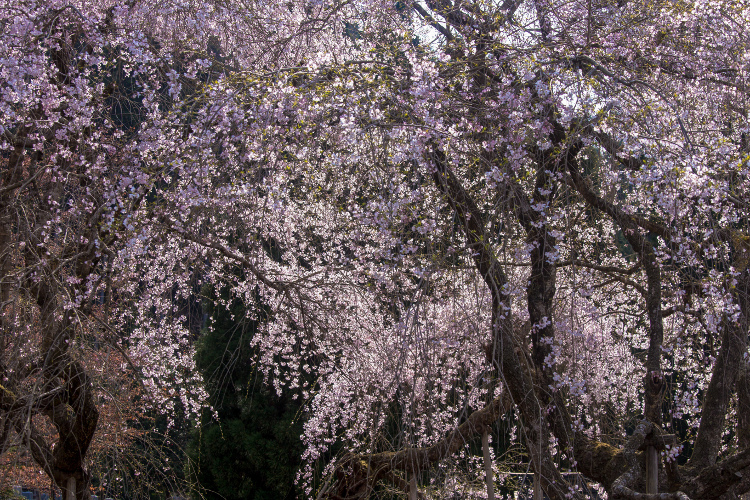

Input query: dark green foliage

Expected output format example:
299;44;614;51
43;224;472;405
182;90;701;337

189;289;304;500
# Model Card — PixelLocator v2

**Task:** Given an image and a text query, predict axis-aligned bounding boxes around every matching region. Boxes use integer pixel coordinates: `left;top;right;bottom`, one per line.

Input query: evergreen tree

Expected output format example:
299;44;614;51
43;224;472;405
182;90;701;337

189;290;304;500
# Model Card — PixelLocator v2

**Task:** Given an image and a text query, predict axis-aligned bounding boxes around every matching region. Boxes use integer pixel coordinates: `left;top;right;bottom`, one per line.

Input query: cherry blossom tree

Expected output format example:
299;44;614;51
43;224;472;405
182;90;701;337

128;0;750;498
0;1;204;497
4;0;750;499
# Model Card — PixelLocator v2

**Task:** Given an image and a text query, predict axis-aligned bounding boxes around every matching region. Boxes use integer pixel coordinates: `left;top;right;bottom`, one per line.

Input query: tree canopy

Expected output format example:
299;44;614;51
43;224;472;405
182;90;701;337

1;0;749;499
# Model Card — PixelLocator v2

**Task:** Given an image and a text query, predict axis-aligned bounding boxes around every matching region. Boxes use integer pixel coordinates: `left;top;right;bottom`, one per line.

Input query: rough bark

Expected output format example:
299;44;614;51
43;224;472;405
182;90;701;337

689;321;746;469
689;238;749;470
326;391;511;499
734;269;750;452
682;448;750;499
430;147;579;500
738;364;750;451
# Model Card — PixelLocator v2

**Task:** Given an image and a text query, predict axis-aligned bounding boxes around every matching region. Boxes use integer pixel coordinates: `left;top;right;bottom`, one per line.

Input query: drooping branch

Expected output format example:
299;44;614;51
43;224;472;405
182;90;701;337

165;227;290;293
555;259;642;275
568;176;750;476
566;155;666;425
21;422;56;479
429;145;579;500
325;391;510;499
569;55;694;151
364;391;512;473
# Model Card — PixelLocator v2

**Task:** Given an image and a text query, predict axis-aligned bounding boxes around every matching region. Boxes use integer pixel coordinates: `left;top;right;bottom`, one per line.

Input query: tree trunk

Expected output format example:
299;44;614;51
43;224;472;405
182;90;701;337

65;477;76;500
646;446;658;494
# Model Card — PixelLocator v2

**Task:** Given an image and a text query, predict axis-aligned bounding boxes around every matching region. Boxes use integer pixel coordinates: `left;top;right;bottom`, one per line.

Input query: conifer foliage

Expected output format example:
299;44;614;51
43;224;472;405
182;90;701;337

189;290;304;500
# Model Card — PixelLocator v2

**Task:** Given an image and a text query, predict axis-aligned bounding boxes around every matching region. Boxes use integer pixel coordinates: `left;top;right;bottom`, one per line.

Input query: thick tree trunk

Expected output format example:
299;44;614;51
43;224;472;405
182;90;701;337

25;277;99;500
738;365;750;451
691;253;750;470
690;323;745;469
735;271;750;452
53;469;92;500
430;147;581;500
49;362;98;500
66;478;76;500
645;446;658;494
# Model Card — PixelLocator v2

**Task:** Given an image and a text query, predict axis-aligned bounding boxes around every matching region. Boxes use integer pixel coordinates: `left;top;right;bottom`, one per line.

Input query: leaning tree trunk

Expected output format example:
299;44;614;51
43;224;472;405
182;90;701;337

24;270;99;500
